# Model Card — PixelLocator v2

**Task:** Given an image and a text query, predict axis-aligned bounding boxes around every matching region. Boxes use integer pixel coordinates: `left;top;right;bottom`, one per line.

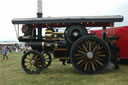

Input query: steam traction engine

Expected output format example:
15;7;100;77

12;16;123;74
12;0;123;74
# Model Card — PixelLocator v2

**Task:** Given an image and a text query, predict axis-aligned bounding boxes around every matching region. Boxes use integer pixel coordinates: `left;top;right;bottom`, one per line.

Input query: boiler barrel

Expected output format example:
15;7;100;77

26;42;42;50
27;41;67;51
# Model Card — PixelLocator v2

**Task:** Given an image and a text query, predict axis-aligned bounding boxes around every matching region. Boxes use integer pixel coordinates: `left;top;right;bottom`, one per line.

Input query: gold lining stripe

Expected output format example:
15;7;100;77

52;38;64;40
21;36;30;39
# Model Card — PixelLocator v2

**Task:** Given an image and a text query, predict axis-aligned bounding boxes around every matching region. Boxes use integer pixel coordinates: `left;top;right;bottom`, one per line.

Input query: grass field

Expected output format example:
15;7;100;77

0;52;128;85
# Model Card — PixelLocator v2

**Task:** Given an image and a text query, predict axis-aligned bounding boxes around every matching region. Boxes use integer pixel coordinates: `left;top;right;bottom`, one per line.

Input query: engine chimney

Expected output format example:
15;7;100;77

37;0;43;18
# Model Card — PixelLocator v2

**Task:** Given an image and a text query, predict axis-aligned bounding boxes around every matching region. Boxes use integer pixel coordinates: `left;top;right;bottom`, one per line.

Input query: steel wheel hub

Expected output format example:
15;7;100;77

73;31;79;37
30;59;35;65
87;52;93;59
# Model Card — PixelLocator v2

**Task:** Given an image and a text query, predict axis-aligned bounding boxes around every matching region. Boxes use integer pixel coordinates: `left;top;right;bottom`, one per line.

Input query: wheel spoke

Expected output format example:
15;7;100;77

74;53;83;57
95;51;104;55
34;64;39;71
45;57;49;60
80;58;88;67
32;54;36;59
92;45;98;52
95;56;103;61
92;59;98;68
80;60;86;67
25;61;31;63
44;54;48;58
91;62;95;71
98;54;105;57
82;44;88;52
43;53;47;57
88;40;92;51
31;65;35;71
26;56;31;60
29;54;32;59
92;40;96;49
97;46;103;50
34;55;38;60
76;56;84;60
30;65;34;71
77;59;83;65
84;62;88;70
77;50;86;55
84;41;88;49
45;59;49;61
34;65;38;71
95;59;103;66
78;46;84;51
36;64;42;68
25;63;31;67
28;64;32;70
36;57;41;61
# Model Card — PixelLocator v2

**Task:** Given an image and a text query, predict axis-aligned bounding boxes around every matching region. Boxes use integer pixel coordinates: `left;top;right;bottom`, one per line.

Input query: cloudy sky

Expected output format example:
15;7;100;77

0;0;128;41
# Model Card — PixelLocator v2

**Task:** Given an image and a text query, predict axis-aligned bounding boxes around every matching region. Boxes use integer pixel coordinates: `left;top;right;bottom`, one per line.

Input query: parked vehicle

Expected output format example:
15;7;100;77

90;26;128;59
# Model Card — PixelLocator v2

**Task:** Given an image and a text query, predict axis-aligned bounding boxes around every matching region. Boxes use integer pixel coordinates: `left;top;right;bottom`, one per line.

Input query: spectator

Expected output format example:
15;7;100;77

16;48;18;53
3;49;8;60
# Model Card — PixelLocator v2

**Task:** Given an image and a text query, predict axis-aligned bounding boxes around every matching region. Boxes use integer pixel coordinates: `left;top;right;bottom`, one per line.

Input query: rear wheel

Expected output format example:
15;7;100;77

70;35;111;74
21;50;45;74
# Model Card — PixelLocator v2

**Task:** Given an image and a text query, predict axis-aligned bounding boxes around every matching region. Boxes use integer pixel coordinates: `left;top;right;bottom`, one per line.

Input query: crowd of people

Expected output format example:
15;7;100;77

0;44;31;60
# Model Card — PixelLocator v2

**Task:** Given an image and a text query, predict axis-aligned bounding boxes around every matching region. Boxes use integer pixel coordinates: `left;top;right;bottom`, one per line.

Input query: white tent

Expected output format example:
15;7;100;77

0;41;18;45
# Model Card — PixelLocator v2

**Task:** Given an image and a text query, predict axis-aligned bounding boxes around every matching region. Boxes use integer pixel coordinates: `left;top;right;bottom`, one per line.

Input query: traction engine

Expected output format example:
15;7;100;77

12;0;123;74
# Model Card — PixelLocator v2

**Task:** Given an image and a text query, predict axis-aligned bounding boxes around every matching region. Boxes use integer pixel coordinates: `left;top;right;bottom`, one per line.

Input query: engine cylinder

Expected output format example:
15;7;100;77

42;41;67;51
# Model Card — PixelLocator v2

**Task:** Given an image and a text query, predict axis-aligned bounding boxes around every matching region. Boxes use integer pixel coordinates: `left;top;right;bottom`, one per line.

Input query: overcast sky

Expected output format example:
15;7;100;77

0;0;128;41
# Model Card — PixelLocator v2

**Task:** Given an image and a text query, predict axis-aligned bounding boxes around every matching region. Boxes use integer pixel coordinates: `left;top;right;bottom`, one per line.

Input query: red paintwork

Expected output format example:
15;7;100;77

90;26;128;59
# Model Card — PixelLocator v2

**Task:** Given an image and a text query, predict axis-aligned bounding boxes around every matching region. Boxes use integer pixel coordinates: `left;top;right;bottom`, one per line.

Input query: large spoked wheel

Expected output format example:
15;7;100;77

70;35;111;74
21;50;45;74
43;52;52;68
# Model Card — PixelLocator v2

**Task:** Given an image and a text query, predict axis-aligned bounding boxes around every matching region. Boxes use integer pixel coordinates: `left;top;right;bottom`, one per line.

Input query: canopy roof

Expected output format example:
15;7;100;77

12;15;123;24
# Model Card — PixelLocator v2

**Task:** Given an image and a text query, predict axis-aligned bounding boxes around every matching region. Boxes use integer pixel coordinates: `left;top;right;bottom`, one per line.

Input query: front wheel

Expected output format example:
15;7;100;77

21;50;45;74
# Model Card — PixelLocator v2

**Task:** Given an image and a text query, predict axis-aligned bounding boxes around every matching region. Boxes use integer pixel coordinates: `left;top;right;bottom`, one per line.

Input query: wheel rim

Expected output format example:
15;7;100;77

22;51;45;74
43;52;52;68
71;36;111;74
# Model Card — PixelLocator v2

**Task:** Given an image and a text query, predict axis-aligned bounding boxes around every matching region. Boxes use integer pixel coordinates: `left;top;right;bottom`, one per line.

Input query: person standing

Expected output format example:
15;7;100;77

3;49;8;60
15;48;18;53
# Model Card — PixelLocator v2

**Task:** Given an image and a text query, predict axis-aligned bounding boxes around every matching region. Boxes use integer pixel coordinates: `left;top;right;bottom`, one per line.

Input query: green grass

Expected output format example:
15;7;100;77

0;52;128;85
